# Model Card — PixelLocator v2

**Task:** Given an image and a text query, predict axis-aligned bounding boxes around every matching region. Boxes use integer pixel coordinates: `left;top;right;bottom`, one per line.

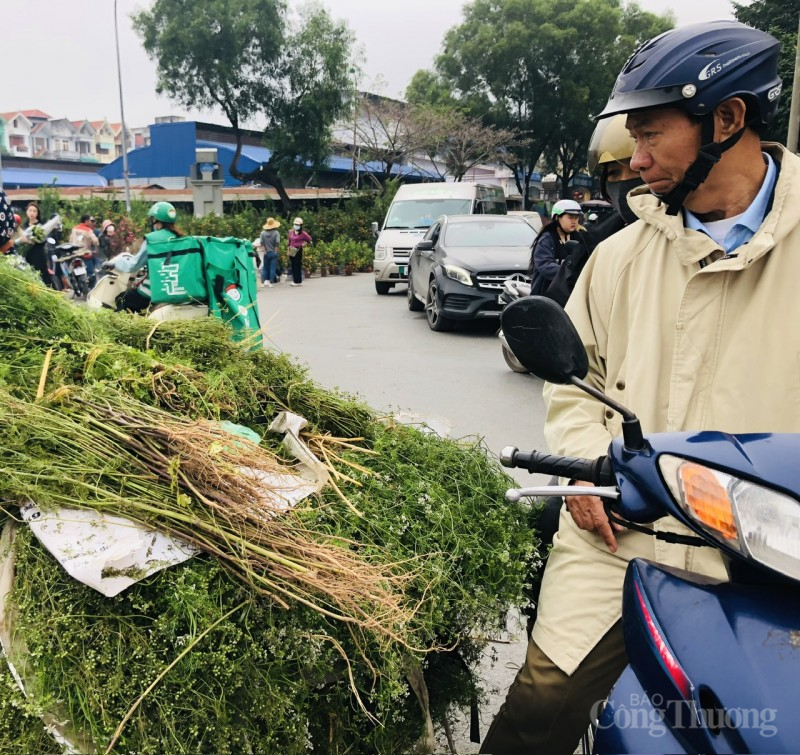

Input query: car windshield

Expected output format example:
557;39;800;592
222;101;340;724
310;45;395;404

385;199;472;229
444;221;535;247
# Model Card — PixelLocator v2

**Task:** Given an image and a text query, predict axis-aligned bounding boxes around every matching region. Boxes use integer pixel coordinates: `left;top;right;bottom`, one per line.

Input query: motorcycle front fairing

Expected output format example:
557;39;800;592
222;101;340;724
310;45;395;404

607;431;800;524
594;558;800;753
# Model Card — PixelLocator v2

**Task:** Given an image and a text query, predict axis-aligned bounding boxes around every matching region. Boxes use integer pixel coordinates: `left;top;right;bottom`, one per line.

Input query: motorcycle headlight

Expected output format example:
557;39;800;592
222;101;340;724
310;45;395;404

659;455;800;580
443;264;473;286
374;244;386;260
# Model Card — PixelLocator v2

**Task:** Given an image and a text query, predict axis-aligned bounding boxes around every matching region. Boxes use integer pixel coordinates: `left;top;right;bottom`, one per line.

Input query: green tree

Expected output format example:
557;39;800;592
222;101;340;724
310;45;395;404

734;0;800;142
132;0;355;211
542;3;674;199
406;70;460;110
414;0;672;205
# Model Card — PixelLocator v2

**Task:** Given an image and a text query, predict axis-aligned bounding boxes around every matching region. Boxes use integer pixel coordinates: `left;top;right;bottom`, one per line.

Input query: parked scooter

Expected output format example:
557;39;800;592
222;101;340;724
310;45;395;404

55;244;91;299
86;253;208;322
497;277;531;373
500;295;800;753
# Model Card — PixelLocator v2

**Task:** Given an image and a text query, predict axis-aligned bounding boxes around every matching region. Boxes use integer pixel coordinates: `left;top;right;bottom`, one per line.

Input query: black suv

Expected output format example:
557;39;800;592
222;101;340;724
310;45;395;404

407;215;535;332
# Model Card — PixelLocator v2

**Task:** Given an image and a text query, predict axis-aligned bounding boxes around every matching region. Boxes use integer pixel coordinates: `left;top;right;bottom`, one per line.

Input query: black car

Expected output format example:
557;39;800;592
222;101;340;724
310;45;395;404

407;214;535;331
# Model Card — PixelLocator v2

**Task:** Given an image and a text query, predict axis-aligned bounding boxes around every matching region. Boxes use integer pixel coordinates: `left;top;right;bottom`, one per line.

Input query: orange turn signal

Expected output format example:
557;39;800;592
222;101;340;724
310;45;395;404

678;462;738;540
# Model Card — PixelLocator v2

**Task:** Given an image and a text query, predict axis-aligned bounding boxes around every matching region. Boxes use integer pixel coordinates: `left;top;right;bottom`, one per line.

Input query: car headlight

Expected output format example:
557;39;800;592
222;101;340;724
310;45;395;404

374;244;386;260
443;264;473;286
659;455;800;580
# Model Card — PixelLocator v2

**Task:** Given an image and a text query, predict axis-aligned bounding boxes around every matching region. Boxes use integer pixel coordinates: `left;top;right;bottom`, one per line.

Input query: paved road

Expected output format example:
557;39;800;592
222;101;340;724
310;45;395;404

257;273;550;752
258;273;549;484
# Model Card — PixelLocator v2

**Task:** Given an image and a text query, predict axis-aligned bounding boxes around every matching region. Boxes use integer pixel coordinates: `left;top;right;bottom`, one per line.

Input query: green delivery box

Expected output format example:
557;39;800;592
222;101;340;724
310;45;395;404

201;236;262;347
147;236;209;305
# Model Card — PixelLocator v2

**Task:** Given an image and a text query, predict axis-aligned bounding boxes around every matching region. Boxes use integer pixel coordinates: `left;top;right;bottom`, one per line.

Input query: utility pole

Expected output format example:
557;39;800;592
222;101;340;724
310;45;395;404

786;11;800;153
349;67;359;189
114;0;132;212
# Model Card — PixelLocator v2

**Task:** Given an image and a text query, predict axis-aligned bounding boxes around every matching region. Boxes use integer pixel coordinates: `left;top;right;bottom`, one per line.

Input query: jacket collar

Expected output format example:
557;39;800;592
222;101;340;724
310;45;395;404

628;144;800;269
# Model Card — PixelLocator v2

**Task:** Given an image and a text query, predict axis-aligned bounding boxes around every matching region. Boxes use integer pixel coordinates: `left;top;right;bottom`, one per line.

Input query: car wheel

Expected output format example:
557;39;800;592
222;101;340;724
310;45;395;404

425;278;452;332
502;342;529;373
375;281;392;295
407;271;424;312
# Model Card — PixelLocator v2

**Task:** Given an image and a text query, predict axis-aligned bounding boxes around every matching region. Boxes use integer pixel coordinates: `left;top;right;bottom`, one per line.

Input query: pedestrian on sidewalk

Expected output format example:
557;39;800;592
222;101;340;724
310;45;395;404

260;217;281;287
287;217;312;286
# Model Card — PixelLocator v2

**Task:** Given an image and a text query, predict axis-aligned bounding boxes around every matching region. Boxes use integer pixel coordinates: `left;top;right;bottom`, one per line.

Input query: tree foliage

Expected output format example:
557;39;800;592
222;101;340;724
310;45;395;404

132;0;355;210
412;0;673;204
734;0;800;142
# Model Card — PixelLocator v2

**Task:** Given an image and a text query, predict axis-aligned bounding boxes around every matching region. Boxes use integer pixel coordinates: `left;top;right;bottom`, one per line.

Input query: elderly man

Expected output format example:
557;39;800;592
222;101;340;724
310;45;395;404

482;20;800;753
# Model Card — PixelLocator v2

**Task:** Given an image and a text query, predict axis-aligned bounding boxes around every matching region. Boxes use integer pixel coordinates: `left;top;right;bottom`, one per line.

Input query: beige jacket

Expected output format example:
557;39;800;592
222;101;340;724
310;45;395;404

534;144;800;674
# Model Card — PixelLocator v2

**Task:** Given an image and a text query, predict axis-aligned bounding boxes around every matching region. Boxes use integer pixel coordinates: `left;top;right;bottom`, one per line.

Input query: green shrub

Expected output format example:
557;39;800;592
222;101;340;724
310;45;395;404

39;183;397;256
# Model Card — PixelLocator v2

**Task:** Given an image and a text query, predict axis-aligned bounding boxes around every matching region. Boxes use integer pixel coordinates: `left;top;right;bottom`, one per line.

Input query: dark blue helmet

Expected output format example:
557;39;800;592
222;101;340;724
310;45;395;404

597;21;782;125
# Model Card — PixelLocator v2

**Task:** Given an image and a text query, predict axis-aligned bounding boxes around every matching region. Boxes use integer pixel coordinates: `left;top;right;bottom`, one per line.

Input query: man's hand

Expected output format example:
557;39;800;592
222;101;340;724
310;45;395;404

565;480;623;553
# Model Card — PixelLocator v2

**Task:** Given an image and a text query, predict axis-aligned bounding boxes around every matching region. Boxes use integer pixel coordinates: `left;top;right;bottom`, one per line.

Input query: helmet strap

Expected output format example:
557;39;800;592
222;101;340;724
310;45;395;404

660;115;746;216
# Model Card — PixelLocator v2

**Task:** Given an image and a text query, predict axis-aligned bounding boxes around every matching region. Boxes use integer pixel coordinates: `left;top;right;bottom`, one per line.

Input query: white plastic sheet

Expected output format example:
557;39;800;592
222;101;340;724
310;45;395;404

19;501;198;598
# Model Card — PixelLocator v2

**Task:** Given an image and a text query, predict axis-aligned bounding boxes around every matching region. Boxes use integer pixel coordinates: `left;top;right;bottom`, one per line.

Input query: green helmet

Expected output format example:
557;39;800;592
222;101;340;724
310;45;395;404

148;201;178;224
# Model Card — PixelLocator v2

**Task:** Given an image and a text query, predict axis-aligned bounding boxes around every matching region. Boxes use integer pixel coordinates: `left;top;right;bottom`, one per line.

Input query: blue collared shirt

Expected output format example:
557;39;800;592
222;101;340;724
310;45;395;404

684;152;776;254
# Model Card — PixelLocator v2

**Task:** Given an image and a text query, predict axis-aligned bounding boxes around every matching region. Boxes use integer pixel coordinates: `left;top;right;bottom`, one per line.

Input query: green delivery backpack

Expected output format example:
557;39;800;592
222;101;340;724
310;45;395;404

146;235;261;348
147;236;208;305
201;236;262;348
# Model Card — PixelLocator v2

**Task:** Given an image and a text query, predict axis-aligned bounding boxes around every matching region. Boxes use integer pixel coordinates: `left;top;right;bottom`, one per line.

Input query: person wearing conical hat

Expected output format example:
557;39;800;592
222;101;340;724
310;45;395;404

259;217;281;287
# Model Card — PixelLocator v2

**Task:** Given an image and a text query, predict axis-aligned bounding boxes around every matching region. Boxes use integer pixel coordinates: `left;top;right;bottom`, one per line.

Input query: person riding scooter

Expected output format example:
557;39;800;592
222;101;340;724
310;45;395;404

68;215;100;288
113;201;182;313
543;116;645;308
483;20;795;753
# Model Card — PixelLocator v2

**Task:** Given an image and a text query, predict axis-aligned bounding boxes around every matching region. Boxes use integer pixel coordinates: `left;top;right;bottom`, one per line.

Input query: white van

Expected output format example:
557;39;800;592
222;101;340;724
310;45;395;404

371;182;507;294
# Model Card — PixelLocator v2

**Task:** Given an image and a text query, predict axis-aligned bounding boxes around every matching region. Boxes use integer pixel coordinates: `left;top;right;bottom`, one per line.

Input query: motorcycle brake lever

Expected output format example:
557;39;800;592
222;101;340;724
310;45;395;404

505;485;619;503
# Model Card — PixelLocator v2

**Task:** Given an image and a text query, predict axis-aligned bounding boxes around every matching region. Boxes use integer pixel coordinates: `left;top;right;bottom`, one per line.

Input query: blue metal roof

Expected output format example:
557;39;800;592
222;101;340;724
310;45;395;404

0;167;106;189
325;153;439;179
100;120;439;185
195;140;272;184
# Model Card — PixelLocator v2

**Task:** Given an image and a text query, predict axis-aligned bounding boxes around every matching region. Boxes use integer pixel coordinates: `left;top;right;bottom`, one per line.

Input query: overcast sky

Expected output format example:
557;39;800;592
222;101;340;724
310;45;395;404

4;0;736;129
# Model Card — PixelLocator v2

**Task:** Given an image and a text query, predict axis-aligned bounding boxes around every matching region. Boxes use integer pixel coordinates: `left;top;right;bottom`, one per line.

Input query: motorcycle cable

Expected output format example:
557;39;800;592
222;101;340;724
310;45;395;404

604;503;708;547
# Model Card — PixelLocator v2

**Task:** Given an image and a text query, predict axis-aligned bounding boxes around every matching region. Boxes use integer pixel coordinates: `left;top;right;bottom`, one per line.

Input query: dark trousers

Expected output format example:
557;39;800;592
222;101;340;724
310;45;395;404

117;288;150;314
480;623;627;754
261;251;278;283
289;249;303;283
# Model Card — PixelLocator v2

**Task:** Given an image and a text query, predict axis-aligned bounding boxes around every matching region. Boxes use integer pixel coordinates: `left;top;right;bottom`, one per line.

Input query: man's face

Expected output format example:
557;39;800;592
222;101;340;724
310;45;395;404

626;108;701;197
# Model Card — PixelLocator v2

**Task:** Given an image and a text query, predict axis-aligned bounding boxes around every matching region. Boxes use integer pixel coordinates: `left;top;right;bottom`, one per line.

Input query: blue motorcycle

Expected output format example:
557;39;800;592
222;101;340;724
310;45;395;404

500;296;800;754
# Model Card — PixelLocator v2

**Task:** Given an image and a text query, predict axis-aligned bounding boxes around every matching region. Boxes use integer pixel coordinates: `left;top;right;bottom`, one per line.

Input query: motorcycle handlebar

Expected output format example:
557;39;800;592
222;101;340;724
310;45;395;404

500;446;614;486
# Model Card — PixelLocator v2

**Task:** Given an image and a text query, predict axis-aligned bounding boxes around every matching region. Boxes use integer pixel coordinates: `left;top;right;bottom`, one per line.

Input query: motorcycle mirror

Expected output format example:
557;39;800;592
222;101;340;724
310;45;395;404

500;296;588;384
502;296;646;450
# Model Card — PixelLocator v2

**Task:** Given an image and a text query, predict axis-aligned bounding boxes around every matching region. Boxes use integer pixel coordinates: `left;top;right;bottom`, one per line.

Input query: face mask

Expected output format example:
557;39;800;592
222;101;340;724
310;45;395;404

606;177;645;226
293;225;301;231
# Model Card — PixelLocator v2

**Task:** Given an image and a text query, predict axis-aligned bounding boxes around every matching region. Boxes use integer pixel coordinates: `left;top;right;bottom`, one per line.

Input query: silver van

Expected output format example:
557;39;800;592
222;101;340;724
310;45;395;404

371;182;507;295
